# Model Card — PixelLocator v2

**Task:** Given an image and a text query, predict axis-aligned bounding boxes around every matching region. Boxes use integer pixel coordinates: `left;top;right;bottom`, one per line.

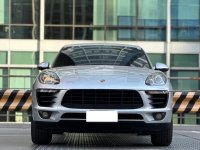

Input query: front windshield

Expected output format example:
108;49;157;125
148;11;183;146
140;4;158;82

52;45;151;68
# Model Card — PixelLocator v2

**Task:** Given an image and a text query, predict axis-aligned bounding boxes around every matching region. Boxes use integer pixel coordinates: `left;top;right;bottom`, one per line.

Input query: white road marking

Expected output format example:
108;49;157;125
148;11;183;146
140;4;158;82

191;131;200;134
175;130;200;133
0;135;30;136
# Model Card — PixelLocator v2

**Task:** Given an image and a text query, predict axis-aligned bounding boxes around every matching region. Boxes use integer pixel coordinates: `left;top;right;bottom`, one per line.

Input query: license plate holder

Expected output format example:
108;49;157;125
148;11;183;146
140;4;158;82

86;110;118;122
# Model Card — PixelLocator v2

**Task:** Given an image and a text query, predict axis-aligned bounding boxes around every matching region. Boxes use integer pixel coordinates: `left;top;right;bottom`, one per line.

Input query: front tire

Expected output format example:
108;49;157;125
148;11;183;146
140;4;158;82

31;121;52;144
151;121;173;146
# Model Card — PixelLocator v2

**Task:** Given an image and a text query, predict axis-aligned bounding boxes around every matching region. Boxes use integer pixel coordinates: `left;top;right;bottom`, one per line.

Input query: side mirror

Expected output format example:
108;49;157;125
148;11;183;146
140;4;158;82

37;61;50;70
154;63;169;72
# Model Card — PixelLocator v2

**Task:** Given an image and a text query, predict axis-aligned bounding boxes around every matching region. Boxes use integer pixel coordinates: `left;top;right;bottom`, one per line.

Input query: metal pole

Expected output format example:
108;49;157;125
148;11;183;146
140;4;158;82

166;0;171;77
39;0;45;63
197;113;200;125
178;113;185;124
40;0;45;41
7;0;11;123
104;0;107;40
72;0;75;40
6;111;10;122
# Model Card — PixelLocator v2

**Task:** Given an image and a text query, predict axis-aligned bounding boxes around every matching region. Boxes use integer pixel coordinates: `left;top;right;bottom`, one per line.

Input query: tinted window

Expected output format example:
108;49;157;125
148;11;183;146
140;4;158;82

52;45;151;68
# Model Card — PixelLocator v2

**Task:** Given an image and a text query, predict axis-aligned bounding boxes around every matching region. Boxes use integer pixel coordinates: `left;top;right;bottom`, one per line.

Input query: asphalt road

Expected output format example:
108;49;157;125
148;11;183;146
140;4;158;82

0;124;199;150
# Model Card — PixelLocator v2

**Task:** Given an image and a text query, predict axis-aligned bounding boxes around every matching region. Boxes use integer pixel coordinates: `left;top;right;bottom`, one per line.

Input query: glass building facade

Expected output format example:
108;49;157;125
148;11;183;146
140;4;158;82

0;0;200;123
0;0;199;41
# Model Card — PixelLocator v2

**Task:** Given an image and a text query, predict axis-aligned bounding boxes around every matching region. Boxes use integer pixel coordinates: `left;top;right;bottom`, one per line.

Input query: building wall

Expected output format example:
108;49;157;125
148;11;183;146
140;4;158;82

0;0;200;91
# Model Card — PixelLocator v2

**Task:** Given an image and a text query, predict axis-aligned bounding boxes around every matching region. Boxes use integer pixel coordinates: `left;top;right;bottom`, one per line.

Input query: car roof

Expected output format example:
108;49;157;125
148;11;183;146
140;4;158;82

61;43;143;51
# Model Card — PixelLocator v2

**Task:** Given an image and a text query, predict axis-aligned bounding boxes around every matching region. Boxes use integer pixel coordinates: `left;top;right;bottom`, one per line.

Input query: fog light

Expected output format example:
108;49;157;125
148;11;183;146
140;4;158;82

153;112;166;120
39;111;51;119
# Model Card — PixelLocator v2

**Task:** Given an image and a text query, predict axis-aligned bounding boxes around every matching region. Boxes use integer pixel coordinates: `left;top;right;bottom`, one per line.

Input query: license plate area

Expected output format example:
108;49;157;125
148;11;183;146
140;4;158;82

86;111;118;122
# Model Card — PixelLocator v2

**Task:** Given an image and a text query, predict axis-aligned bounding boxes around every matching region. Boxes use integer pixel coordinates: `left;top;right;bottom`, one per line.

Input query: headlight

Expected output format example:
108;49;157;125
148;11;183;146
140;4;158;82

38;71;60;84
145;72;167;86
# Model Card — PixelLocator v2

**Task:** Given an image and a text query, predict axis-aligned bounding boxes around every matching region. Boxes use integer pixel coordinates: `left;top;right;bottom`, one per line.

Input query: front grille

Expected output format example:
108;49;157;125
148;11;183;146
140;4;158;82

148;93;168;108
61;113;86;119
61;89;143;109
118;114;143;120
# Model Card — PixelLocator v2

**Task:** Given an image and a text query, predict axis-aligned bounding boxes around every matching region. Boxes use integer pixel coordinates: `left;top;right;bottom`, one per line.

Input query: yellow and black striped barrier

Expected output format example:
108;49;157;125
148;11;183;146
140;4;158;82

0;90;200;113
0;89;32;111
173;92;200;113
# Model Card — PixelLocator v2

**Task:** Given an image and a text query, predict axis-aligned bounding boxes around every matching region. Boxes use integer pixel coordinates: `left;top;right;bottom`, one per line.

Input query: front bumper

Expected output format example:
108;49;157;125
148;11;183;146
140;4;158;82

32;107;172;123
32;89;173;124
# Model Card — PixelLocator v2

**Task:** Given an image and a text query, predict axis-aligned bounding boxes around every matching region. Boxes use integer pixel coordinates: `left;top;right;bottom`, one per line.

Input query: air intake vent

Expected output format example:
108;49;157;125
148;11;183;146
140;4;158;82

36;89;59;107
118;114;143;120
148;93;168;108
61;113;86;119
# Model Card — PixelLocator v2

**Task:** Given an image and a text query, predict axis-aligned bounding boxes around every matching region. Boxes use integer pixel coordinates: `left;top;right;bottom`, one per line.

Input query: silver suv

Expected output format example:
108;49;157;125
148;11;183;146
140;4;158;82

32;43;173;146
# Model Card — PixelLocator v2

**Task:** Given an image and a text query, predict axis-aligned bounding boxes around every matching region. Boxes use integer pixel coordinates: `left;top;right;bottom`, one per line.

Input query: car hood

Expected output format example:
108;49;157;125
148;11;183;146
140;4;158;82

41;65;170;90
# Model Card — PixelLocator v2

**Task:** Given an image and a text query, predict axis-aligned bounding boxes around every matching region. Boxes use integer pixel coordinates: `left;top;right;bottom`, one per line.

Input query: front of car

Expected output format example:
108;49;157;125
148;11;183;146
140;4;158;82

31;43;173;146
